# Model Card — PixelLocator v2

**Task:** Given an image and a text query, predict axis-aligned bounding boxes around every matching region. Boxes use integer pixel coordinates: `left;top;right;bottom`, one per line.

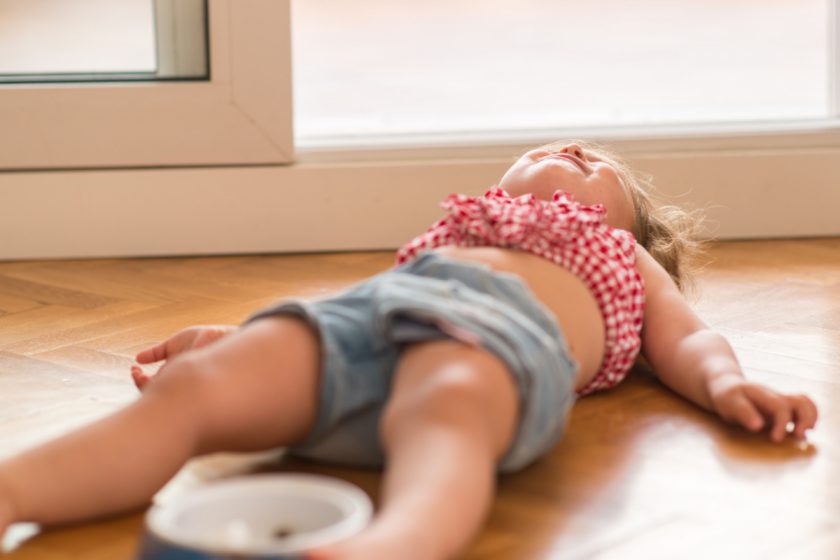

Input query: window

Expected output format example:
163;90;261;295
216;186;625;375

2;0;839;261
292;0;828;145
0;0;291;170
0;0;207;83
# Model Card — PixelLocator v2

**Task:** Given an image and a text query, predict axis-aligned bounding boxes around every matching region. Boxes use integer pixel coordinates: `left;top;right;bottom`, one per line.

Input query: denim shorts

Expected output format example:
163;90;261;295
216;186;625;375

244;252;578;473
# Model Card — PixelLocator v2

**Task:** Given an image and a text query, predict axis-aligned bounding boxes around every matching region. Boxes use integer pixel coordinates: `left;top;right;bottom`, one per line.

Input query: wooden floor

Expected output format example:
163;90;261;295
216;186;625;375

0;240;838;559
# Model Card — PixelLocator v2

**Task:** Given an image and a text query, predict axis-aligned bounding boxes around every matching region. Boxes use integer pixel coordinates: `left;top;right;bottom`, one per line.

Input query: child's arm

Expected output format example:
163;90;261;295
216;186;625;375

635;247;817;441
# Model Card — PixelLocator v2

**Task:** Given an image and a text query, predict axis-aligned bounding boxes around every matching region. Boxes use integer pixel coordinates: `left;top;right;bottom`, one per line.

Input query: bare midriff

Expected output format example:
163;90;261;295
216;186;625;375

432;246;604;391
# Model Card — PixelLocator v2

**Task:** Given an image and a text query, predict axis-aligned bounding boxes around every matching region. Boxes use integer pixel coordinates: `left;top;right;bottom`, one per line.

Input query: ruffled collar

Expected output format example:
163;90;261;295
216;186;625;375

439;187;610;245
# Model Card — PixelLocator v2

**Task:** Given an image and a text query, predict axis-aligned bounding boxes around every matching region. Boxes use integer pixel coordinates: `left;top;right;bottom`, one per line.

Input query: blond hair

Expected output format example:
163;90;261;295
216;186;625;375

541;140;703;291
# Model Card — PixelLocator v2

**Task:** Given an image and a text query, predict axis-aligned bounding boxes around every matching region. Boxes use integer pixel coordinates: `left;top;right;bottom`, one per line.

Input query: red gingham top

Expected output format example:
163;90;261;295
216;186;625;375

395;187;645;396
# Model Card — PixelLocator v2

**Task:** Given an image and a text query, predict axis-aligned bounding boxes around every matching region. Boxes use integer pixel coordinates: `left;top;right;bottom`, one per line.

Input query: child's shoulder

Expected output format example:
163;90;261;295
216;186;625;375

634;244;682;302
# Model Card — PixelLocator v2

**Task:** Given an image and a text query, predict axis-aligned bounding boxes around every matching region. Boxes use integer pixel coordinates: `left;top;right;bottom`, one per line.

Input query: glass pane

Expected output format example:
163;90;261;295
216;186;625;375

0;0;207;83
293;0;828;141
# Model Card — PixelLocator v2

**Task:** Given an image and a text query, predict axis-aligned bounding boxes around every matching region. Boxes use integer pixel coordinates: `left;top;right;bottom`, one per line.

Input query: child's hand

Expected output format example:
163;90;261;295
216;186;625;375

131;325;238;391
708;375;818;442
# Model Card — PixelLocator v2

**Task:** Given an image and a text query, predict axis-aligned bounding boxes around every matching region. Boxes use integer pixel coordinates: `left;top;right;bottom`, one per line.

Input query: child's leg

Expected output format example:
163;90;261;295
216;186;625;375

0;317;320;533
315;340;520;560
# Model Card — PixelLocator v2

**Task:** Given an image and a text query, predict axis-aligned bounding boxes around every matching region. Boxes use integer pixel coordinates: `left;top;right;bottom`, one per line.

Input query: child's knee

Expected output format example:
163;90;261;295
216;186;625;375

381;343;518;454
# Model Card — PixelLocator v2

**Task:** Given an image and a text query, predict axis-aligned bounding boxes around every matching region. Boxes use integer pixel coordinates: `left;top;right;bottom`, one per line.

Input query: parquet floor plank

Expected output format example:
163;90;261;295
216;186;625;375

0;240;837;559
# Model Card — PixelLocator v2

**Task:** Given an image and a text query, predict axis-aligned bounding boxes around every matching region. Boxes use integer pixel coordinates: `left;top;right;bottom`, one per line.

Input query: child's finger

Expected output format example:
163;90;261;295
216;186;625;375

131;365;151;391
136;342;168;364
771;407;793;442
744;386;791;442
791;395;818;439
136;330;193;363
720;393;764;432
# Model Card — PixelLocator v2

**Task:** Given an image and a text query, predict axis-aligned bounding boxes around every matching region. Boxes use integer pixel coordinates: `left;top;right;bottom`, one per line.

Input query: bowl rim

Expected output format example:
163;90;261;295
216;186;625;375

144;473;373;554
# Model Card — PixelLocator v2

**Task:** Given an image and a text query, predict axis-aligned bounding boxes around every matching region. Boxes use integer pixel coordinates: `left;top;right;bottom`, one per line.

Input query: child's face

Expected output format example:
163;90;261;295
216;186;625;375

498;144;635;231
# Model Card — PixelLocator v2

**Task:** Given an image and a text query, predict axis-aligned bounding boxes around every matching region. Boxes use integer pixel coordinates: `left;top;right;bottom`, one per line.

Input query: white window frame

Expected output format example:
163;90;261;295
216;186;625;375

0;0;293;170
1;0;839;260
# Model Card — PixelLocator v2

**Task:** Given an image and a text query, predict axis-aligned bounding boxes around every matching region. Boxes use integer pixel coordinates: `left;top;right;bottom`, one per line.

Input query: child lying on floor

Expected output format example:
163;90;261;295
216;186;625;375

0;141;818;559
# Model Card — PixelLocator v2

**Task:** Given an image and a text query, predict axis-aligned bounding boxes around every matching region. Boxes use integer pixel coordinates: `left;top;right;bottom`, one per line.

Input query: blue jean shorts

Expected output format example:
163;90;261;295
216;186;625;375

244;252;578;473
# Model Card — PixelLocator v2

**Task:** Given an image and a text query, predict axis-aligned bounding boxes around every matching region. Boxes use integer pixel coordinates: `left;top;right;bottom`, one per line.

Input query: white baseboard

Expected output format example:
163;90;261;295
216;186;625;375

1;148;839;260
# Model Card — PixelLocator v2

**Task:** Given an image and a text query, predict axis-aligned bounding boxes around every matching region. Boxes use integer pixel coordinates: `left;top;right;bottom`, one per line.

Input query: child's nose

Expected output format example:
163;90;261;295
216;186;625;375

560;144;585;159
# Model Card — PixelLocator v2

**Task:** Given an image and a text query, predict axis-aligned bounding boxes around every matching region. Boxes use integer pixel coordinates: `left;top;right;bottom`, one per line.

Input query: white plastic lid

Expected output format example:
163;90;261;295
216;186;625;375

145;474;373;555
